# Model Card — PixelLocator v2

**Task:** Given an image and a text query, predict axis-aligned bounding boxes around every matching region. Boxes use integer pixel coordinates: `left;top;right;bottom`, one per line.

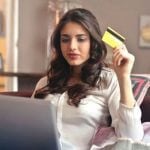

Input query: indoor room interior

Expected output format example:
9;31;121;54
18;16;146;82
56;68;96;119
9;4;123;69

0;0;149;93
0;0;150;149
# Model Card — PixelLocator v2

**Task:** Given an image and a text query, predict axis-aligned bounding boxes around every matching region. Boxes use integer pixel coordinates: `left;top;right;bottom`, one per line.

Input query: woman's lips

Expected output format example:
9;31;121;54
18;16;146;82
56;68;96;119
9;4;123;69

68;53;80;59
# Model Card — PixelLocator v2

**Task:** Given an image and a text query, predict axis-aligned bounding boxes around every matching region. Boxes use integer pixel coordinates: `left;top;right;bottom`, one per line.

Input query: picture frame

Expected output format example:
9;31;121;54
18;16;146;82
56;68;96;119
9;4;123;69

139;15;150;48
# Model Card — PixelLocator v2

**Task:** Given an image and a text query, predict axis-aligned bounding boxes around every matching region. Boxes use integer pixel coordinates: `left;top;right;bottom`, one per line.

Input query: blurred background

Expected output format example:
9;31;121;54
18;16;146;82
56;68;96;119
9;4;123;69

0;0;150;92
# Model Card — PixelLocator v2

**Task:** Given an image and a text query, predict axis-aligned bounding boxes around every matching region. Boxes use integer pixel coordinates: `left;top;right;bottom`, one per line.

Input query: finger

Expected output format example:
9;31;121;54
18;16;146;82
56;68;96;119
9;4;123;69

113;53;124;66
113;44;128;53
113;44;131;67
113;48;125;65
113;49;121;58
117;55;126;66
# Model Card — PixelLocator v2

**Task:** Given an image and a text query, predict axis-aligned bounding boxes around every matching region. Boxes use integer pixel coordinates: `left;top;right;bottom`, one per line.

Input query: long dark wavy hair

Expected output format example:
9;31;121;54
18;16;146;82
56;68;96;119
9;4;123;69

34;8;107;107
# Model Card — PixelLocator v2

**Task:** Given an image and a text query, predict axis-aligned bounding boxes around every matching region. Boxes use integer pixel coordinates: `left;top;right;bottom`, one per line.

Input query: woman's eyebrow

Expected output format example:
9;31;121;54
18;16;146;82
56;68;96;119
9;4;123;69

61;34;69;37
61;34;88;37
76;34;89;38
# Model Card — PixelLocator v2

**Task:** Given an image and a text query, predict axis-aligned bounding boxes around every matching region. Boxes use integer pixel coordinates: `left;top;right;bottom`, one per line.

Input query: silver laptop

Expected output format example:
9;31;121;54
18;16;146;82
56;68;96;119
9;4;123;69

0;95;61;150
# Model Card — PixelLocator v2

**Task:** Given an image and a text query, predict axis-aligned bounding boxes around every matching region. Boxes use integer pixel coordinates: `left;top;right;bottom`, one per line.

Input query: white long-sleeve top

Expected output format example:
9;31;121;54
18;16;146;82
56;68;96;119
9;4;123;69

44;68;143;150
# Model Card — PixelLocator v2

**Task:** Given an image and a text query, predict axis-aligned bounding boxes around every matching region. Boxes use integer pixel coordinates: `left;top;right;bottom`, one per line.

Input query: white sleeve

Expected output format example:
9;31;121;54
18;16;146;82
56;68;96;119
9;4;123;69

107;71;144;140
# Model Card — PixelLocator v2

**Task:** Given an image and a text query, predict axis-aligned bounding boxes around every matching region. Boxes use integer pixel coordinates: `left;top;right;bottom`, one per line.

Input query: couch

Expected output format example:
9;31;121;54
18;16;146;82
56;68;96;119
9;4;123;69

140;87;150;122
131;74;150;122
0;74;149;123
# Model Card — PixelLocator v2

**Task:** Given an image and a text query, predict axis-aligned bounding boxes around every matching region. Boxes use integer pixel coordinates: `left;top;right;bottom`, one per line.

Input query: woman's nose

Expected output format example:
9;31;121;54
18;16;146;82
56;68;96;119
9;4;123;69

69;38;77;50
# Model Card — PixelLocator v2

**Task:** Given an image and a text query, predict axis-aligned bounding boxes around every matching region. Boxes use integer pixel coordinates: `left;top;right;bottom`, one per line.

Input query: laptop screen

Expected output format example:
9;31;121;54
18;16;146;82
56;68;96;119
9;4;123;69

0;95;61;150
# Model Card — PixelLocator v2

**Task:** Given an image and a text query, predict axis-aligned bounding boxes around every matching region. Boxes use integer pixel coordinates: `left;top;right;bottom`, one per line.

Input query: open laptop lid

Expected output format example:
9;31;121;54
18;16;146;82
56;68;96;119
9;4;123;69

0;95;61;150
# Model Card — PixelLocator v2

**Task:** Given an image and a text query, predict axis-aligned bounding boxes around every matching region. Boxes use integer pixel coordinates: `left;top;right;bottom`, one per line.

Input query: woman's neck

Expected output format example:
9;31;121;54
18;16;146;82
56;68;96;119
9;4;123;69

71;66;82;78
68;66;82;85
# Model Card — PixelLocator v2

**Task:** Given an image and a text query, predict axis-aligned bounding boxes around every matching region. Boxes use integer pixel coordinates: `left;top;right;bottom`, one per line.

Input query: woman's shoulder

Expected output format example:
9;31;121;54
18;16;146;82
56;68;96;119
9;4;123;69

100;67;118;87
35;76;48;90
31;76;48;97
101;67;116;78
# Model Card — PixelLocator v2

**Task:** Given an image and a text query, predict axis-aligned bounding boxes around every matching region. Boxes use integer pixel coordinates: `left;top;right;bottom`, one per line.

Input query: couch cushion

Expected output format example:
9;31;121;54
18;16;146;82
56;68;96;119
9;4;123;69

131;74;150;105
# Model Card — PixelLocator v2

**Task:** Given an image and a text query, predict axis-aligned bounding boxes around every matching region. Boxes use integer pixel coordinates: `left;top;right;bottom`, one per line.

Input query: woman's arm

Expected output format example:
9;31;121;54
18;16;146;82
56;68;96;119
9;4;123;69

112;44;135;107
107;72;144;140
107;44;144;140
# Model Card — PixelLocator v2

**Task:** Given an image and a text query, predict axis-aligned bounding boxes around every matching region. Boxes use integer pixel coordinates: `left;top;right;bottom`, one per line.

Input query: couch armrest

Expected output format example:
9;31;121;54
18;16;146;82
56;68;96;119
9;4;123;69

0;91;32;97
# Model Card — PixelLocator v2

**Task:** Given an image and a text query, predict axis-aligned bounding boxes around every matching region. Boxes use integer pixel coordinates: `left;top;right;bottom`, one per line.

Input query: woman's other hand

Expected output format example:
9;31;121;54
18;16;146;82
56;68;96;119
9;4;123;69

112;44;135;78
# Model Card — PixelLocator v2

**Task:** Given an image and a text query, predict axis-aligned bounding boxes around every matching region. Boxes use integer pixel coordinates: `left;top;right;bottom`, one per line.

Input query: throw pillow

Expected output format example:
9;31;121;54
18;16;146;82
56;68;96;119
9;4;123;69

131;74;150;105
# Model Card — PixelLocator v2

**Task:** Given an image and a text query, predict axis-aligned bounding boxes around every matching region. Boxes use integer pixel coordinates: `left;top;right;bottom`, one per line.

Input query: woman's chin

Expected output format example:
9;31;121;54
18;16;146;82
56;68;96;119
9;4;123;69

69;63;80;66
68;62;82;66
67;59;86;67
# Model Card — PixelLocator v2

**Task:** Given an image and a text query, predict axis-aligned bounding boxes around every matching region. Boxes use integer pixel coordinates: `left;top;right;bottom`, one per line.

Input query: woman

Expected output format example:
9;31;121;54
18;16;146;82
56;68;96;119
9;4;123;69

32;8;144;149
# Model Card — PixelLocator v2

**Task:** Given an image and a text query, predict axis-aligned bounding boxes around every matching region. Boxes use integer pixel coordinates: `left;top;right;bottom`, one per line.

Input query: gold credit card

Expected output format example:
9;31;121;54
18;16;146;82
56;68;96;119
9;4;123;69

102;27;125;48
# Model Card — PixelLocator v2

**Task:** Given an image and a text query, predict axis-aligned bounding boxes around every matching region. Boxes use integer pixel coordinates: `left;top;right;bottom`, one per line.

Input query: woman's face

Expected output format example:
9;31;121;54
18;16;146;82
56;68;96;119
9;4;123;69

60;22;90;67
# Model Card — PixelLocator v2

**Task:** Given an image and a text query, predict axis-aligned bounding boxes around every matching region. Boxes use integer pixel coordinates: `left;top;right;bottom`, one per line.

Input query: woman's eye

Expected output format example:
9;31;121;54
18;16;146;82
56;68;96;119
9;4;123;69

77;38;87;42
61;38;70;43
